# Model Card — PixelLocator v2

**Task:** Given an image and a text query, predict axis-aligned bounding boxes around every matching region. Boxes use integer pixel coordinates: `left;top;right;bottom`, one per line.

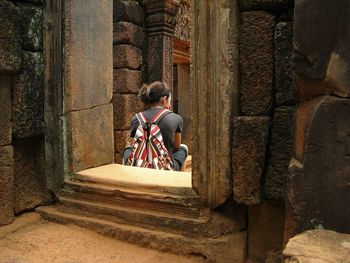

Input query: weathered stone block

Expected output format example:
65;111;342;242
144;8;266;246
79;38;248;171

0;75;12;146
12;51;44;138
17;2;43;51
113;21;143;48
232;116;270;205
68;104;114;172
265;106;294;199
113;45;142;70
284;230;350;263
286;96;350;239
65;0;113;111
113;94;144;130
275;22;294;106
114;130;130;154
240;0;293;11
113;0;145;26
13;138;52;214
113;68;142;94
0;0;21;73
294;0;350;101
247;201;285;263
239;12;274;115
0;146;14;225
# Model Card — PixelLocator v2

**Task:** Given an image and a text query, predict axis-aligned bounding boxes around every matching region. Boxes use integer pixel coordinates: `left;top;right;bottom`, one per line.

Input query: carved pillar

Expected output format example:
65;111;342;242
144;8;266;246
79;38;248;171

144;0;179;90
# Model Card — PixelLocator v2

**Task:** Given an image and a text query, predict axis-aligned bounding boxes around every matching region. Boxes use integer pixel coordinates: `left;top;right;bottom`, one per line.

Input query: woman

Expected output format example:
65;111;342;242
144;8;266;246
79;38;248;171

123;81;188;171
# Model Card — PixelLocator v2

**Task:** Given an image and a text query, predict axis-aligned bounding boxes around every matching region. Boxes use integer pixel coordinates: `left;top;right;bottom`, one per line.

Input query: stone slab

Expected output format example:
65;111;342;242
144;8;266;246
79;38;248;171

294;0;350;101
0;146;14;225
113;0;144;26
240;0;293;11
0;75;12;146
275;22;294;106
12;51;44;138
233;116;270;205
113;45;142;70
68;104;114;173
65;0;113;111
265;106;294;200
239;11;274;115
247;201;284;262
17;2;43;51
113;68;142;94
0;0;21;73
113;21;143;48
284;230;350;263
13;137;52;214
286;96;350;239
113;94;144;130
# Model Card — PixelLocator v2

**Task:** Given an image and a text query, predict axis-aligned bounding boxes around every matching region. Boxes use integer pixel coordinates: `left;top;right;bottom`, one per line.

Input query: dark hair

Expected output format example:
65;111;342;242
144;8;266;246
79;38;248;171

138;81;171;105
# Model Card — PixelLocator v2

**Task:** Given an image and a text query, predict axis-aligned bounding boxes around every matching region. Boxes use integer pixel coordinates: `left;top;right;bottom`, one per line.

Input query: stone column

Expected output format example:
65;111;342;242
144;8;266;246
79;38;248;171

191;0;239;208
144;0;179;90
0;0;21;225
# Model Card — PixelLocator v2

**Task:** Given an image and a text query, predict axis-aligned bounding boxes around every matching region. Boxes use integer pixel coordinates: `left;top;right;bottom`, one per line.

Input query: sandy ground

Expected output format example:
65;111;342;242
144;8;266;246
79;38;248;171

0;213;205;263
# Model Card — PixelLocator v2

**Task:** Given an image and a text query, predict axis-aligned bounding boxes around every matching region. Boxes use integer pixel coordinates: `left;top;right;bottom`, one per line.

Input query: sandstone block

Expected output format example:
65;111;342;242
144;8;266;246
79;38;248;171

18;2;43;51
0;75;12;146
65;0;113;111
0;0;21;73
284;230;350;263
12;51;44;138
265;106;294;200
240;0;292;11
13;137;52;214
0;146;14;225
232;116;270;205
113;21;143;48
286;96;350;239
114;130;130;154
247;201;284;263
113;68;142;94
113;94;144;130
113;45;142;70
294;0;350;101
239;12;274;115
275;22;294;106
113;0;145;26
68;104;114;173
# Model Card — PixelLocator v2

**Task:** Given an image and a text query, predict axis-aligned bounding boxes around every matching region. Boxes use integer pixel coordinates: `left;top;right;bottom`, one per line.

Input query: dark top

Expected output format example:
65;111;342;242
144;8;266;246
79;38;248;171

130;108;183;155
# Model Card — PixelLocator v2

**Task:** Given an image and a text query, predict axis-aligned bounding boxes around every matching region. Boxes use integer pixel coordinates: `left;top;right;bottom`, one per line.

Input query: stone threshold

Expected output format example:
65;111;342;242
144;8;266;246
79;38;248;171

36;205;247;263
75;164;192;193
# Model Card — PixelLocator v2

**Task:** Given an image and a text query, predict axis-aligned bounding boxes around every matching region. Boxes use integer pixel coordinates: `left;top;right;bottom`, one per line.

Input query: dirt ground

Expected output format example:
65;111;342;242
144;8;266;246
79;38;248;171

0;213;205;263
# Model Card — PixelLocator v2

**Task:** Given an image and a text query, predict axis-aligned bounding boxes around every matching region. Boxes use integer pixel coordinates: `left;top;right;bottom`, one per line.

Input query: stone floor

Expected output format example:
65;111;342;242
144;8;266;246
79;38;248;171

0;213;205;263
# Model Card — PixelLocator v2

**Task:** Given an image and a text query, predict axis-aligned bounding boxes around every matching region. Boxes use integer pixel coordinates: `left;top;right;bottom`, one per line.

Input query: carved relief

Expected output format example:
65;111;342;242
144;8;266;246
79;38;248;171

175;0;191;42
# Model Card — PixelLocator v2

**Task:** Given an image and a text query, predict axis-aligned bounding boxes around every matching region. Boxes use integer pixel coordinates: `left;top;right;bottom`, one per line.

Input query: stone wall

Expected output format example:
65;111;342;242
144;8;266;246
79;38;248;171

285;0;350;241
0;0;52;225
113;0;146;163
233;0;295;261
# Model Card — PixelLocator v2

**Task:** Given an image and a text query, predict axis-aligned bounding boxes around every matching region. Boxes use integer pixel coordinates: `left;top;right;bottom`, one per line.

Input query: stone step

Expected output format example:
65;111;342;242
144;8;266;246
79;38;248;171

36;205;246;263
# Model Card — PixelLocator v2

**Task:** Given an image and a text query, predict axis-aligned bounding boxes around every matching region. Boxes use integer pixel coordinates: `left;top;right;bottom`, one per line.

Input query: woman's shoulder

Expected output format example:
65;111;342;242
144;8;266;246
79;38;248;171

166;111;183;122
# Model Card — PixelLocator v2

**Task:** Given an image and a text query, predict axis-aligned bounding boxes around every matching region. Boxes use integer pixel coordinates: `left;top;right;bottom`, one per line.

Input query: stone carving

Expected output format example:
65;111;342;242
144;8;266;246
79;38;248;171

174;0;191;42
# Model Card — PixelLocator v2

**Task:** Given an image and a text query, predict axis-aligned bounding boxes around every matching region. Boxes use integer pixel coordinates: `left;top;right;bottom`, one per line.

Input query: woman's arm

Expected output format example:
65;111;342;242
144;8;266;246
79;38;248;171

174;132;181;150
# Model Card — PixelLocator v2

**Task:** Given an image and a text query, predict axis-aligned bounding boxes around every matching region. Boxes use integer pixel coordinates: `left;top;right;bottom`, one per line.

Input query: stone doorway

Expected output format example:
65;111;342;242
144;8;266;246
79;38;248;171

43;0;244;261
